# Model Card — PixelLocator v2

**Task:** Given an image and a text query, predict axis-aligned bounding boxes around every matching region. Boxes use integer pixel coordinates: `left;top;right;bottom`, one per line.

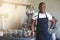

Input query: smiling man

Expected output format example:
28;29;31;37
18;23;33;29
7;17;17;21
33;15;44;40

31;2;55;40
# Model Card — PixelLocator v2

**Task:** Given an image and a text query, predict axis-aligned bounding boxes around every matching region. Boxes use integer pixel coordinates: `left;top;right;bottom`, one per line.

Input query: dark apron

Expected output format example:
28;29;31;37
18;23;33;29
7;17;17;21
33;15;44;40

36;12;50;40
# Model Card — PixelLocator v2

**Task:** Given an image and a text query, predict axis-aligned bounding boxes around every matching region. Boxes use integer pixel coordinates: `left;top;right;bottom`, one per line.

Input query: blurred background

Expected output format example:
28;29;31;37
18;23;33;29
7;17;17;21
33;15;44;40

0;0;60;40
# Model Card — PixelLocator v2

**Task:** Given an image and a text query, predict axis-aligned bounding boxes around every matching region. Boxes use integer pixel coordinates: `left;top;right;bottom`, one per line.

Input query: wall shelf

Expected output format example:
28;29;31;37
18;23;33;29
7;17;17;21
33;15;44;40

1;1;31;6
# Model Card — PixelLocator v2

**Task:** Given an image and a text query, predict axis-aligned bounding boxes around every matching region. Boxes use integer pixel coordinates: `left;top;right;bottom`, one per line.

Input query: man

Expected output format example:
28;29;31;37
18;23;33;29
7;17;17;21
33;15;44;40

31;2;55;40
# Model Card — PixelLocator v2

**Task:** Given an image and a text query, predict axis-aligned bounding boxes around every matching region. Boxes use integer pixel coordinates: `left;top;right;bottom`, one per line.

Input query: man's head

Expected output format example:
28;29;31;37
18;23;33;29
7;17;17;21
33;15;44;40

39;2;46;13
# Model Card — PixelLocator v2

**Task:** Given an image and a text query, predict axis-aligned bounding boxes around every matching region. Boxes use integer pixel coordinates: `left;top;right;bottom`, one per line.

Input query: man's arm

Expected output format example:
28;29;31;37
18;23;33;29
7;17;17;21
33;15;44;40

48;19;55;33
50;19;55;29
31;19;36;38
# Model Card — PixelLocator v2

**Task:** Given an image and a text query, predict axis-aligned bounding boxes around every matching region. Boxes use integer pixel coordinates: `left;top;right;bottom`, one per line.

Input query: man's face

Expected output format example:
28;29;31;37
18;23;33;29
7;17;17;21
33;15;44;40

39;4;46;13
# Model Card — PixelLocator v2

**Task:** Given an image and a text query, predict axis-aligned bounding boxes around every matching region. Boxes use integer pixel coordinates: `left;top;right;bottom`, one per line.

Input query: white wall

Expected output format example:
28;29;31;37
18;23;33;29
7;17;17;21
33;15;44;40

29;0;60;38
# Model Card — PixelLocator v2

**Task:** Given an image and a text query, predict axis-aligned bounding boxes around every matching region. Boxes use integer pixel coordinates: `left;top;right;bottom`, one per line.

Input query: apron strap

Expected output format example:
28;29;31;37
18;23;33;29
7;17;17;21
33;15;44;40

37;11;40;23
45;13;48;18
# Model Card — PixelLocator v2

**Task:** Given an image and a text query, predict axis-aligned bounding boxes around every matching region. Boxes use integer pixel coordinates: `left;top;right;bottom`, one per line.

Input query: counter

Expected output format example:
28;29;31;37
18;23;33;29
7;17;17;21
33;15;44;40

0;36;34;40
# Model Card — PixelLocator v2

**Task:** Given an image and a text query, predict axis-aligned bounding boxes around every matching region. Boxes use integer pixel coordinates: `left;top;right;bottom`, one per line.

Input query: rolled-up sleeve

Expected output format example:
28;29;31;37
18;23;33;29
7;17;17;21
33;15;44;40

47;13;53;20
32;12;38;20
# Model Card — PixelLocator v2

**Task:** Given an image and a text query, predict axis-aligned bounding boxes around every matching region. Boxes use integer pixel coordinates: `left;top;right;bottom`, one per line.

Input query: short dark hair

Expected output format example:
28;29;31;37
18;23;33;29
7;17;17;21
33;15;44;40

38;2;46;9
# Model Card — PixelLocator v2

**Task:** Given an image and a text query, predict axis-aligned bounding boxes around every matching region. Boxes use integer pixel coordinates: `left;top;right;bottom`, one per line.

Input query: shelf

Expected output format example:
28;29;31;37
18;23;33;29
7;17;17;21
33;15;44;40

1;1;31;6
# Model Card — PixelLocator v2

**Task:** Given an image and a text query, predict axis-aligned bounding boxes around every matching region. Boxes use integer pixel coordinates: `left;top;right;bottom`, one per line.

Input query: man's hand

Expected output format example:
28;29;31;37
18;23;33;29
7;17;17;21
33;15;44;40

31;31;34;39
48;28;52;34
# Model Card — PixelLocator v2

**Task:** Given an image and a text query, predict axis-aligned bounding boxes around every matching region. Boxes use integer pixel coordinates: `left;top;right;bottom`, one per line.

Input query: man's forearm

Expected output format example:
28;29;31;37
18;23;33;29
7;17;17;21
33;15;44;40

50;22;54;29
31;24;34;32
31;20;35;32
50;19;55;29
31;21;35;32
